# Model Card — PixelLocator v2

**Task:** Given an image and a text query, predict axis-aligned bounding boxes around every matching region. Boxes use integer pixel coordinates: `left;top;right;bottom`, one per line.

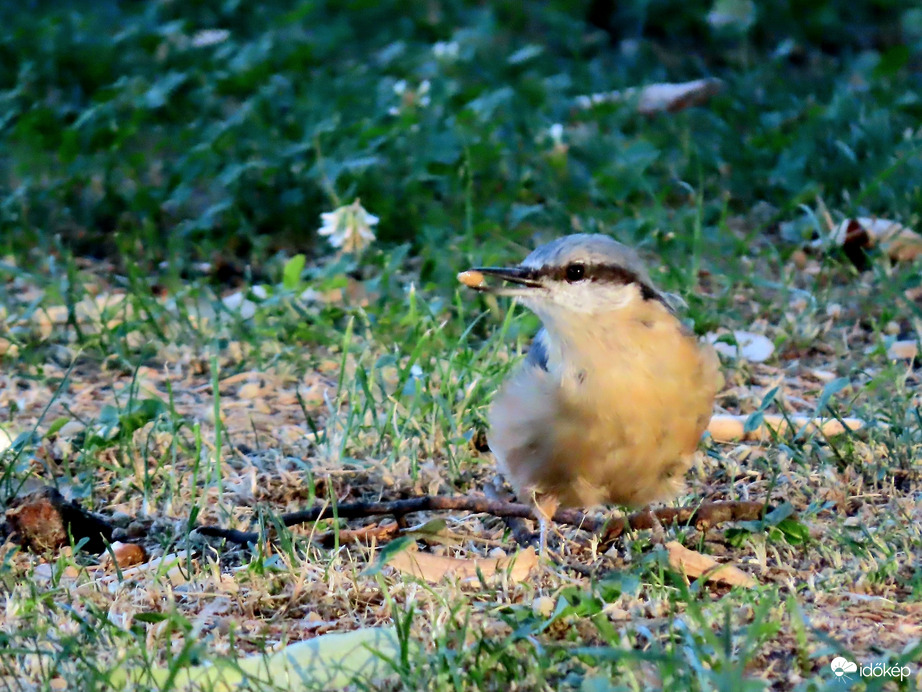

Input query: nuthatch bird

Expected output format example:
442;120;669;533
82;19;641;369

460;234;720;553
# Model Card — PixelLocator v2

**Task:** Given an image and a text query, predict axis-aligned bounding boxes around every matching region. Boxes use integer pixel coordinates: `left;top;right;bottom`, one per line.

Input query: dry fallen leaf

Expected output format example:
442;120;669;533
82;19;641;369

887;340;918;360
814;217;922;263
30;293;132;338
706;330;774;363
387;546;537;584
34;562;81;581
707;413;866;443
666;541;756;588
576;78;723;115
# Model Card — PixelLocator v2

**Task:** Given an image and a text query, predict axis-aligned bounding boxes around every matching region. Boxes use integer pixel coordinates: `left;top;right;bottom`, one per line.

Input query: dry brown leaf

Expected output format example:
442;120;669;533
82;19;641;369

34;562;81;581
220;371;268;387
705;330;774;363
707;414;865;442
816;217;922;262
887;340;918;360
666;541;756;588
576;78;723;115
236;382;267;399
809;369;837;382
387;546;537;584
27;293;132;339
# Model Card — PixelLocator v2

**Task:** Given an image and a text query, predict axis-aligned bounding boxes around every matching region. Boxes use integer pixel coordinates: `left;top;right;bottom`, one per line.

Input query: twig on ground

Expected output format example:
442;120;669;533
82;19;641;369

195;496;768;547
598;501;768;543
317;522;401;547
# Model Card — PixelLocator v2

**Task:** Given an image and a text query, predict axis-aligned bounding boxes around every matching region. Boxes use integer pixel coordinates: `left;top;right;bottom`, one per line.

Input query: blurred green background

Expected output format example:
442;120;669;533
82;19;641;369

2;0;921;284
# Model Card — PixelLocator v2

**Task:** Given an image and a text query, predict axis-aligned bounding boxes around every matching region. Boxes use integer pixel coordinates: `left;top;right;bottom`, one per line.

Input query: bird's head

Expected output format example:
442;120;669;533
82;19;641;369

462;234;670;323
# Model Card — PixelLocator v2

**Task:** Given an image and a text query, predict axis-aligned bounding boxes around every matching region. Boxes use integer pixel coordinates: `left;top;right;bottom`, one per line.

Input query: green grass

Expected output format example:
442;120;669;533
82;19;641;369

2;1;922;690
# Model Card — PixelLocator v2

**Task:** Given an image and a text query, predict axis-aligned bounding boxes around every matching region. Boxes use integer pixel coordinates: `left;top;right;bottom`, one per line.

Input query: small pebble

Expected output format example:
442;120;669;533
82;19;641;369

100;541;147;569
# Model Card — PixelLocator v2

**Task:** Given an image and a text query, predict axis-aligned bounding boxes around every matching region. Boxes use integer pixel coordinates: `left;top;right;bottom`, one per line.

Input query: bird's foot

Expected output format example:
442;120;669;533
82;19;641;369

638;507;667;544
533;494;560;562
649;512;667;544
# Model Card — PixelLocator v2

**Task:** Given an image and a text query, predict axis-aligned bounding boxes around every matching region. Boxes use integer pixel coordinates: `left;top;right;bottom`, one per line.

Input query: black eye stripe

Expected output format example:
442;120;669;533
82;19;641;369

535;262;642;285
527;262;667;306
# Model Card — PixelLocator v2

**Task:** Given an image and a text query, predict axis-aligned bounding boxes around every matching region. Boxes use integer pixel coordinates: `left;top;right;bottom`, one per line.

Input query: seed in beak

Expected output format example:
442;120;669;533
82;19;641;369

457;270;486;288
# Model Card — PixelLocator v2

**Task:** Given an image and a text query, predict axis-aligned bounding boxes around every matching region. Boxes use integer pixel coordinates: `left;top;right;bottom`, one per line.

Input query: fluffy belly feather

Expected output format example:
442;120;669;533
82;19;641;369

488;312;719;510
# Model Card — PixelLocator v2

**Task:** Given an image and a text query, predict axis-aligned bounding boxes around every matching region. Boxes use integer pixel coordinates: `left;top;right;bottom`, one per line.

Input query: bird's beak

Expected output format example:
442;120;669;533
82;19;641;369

460;266;542;294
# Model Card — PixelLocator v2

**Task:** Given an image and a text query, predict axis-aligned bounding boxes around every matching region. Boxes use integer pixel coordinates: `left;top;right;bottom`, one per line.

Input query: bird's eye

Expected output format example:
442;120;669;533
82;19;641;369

565;263;586;283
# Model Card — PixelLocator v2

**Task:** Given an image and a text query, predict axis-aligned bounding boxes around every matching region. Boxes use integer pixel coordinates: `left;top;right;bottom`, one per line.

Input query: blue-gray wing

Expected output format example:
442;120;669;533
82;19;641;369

526;328;549;371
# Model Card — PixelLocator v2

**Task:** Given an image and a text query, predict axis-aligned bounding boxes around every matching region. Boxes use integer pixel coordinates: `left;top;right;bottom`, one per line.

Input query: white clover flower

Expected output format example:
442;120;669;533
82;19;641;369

318;199;379;253
432;41;460;60
390;79;431;115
